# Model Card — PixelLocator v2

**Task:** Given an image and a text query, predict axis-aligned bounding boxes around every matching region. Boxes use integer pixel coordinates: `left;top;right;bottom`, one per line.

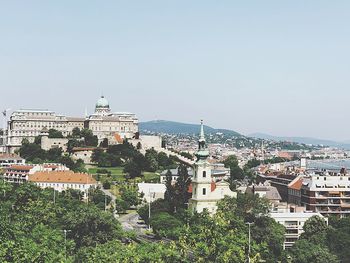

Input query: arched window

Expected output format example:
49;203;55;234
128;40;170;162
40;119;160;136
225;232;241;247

202;188;206;195
203;171;206;178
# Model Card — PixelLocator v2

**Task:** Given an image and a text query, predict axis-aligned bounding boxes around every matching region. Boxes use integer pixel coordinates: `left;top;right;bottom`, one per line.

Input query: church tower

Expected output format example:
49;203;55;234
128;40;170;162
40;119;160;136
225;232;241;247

189;120;236;214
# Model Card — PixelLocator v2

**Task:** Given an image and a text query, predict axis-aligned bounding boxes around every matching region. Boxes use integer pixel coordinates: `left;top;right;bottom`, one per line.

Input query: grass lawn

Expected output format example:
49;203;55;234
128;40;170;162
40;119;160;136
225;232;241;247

88;166;160;184
88;166;126;181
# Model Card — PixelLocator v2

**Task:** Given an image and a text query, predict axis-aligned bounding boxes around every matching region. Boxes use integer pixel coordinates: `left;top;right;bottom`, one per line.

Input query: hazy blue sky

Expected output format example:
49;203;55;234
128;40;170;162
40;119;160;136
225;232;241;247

1;1;350;140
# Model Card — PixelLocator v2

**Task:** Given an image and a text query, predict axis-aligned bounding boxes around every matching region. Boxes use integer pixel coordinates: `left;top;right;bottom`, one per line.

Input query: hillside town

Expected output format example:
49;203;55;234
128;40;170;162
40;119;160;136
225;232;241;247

2;1;350;262
1;95;350;262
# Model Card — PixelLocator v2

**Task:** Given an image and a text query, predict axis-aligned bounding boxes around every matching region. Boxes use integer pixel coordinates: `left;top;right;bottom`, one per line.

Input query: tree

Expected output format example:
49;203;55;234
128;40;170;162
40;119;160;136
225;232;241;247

124;161;142;179
67;139;83;154
100;138;108;148
303;215;328;237
81;129;98;147
47;147;63;162
145;149;159;172
164;170;176;211
62;206;123;249
223;155;239;168
174;164;191;210
224;155;244;189
89;188;112;210
72;127;81;138
150;212;183;239
48;129;64;138
289;240;338;263
120;187;141;208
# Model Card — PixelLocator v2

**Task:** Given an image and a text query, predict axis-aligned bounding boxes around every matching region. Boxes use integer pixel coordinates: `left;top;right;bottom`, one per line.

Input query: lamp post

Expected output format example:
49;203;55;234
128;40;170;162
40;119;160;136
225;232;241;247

148;189;154;231
63;229;71;261
246;222;254;263
104;193;107;212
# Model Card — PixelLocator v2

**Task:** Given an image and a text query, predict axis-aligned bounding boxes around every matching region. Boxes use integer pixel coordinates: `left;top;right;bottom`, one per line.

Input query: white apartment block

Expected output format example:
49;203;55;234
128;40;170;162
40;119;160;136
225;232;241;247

0;153;25;168
1;163;69;183
270;212;327;249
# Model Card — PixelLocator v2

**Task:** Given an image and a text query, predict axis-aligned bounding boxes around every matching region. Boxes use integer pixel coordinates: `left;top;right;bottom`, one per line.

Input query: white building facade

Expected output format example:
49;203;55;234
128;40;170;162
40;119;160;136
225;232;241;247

5;96;138;152
270;212;327;249
189;121;236;215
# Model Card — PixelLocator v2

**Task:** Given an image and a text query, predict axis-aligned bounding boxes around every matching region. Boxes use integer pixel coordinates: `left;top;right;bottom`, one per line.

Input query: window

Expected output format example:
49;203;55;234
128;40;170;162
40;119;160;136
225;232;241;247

203;188;206;195
203;171;206;178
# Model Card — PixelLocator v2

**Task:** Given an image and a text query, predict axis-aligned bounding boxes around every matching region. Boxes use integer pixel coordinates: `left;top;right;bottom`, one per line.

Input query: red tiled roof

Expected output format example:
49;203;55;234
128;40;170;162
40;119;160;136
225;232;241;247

7;165;33;171
211;181;216;192
289;178;303;190
29;171;96;184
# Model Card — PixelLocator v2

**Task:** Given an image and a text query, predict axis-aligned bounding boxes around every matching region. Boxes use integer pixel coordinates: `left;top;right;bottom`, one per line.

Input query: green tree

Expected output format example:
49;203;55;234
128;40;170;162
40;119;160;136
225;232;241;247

100;138;108;148
72;127;81;138
48;129;64;138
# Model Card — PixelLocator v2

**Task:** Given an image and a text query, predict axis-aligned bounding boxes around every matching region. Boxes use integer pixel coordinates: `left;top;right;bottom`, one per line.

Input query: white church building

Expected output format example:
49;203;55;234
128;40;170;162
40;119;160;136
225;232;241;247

189;121;236;215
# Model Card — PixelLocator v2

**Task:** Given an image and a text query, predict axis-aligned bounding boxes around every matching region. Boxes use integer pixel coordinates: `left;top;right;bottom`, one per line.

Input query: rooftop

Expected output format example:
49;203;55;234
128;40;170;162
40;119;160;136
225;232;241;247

29;171;96;184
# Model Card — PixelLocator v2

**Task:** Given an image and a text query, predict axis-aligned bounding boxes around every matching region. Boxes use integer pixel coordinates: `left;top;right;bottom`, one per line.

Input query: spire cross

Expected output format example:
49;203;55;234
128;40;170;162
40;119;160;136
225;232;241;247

199;119;205;141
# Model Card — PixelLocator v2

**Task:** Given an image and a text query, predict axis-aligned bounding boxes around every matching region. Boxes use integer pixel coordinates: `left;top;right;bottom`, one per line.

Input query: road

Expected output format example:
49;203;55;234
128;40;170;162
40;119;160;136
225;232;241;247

118;211;148;234
101;187;116;203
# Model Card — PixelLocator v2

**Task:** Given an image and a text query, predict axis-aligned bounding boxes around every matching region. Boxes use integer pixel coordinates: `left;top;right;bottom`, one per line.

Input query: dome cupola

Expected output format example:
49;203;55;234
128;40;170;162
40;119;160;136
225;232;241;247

96;96;109;108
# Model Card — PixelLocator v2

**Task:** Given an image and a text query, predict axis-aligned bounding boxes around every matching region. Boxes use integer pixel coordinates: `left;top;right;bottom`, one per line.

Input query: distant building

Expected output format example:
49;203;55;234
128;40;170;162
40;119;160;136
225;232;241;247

2;163;69;183
41;133;69;151
71;147;99;164
29;170;97;199
5;95;138;153
298;171;350;218
0;153;25;168
138;182;166;203
160;165;230;184
86;96;138;142
189;121;236;215
246;183;282;204
270;212;327;249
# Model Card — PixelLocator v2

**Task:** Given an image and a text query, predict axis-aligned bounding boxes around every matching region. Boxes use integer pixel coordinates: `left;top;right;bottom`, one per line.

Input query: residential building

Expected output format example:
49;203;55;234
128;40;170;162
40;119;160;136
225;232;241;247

0;153;25;168
270;211;327;249
189;121;236;215
29;170;97;199
246;183;282;204
2;163;69;183
298;171;350;217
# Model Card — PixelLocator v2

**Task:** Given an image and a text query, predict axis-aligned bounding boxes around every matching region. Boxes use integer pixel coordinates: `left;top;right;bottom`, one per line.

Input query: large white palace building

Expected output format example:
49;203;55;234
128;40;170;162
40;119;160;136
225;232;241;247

5;96;138;153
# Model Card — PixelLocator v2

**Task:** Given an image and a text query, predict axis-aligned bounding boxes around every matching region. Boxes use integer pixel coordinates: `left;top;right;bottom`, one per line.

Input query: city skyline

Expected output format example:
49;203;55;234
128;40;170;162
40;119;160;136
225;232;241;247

1;1;350;140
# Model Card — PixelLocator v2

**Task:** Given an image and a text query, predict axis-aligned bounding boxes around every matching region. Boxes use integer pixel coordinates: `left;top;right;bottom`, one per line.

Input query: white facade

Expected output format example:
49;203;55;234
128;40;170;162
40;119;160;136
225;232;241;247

189;121;236;215
138;183;166;203
2;163;69;183
5;96;139;152
41;135;69;151
29;171;97;199
6;109;85;153
0;153;25;167
270;212;327;249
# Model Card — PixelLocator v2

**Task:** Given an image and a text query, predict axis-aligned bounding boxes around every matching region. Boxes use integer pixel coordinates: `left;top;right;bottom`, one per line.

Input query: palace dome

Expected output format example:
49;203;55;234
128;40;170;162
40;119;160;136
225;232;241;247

96;96;109;108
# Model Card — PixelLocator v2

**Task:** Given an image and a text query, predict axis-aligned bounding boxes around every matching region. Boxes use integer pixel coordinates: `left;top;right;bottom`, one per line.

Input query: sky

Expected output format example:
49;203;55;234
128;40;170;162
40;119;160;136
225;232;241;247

0;1;350;141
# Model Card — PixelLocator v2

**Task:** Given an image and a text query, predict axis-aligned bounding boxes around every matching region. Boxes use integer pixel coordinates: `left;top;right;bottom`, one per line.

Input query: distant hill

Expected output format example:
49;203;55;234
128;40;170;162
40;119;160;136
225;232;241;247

140;120;241;136
249;133;350;149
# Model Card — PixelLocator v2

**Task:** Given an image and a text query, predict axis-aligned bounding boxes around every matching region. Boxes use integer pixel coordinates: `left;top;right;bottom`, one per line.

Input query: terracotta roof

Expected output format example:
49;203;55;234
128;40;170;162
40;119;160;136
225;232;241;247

114;133;123;143
0;153;23;160
289;178;303;190
211;181;216;192
7;165;34;171
72;147;98;152
29;171;97;184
